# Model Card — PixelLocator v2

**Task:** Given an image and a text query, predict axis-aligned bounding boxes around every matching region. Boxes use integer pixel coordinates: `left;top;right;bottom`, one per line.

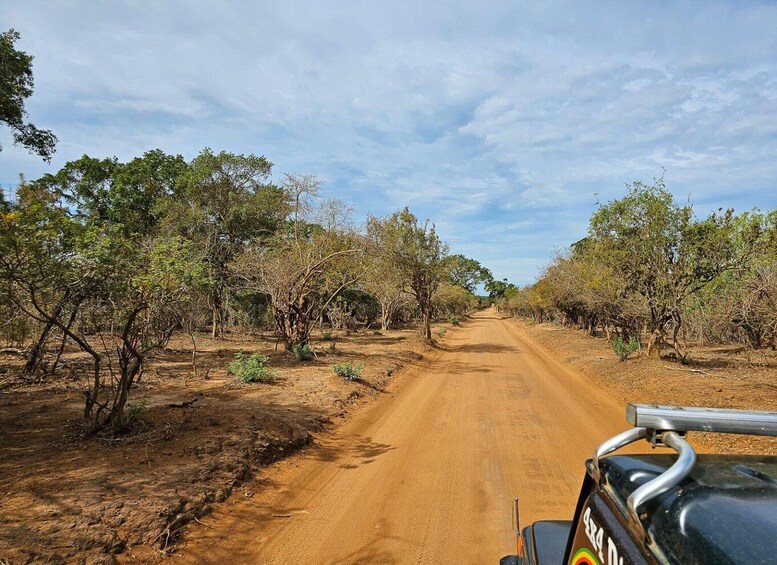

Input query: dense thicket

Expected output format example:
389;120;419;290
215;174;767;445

0;150;489;433
498;179;777;360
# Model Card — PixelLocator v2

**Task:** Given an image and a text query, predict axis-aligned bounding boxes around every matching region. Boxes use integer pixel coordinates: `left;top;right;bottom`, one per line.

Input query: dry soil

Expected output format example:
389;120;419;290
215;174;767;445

174;310;661;564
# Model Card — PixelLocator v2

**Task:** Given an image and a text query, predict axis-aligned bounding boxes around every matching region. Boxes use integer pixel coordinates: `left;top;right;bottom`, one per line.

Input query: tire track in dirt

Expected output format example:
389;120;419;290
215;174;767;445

175;310;646;564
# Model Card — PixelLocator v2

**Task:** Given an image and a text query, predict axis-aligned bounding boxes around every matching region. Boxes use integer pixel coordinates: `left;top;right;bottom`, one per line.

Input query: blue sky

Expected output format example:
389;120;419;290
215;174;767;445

2;1;776;285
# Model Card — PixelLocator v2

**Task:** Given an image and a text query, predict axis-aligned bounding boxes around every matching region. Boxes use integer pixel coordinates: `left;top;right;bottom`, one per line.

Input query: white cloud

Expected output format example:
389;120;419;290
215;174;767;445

1;0;776;285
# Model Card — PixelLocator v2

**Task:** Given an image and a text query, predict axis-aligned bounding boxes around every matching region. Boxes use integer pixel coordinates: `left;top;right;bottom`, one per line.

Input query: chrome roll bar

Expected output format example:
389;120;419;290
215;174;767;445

626;403;777;436
591;427;647;483
626;431;695;539
594;403;777;543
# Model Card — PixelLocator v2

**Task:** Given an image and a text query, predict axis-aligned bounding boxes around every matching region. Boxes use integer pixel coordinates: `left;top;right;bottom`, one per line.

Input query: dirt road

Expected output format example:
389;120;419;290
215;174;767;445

177;310;644;564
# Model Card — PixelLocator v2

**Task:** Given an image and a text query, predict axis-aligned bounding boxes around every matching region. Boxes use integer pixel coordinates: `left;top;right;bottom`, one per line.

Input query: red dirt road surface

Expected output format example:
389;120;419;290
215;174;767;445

176;310;646;564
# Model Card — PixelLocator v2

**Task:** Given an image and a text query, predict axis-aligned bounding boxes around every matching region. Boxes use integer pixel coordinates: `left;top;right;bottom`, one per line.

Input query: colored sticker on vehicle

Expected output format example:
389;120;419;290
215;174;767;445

572;547;600;565
569;494;636;565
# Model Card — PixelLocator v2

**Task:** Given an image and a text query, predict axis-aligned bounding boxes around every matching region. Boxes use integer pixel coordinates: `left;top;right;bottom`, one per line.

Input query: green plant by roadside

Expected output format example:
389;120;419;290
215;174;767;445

228;352;277;383
437;327;447;337
292;343;313;361
126;399;148;424
333;362;363;380
447;314;460;325
321;330;333;341
611;336;640;362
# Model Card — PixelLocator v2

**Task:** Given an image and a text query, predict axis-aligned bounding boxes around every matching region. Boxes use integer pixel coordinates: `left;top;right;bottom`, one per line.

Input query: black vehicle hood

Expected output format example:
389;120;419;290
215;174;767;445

593;454;777;565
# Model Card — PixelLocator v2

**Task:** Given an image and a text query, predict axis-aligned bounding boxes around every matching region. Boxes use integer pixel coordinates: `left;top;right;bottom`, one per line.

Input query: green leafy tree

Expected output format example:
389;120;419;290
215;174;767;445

167;149;289;338
15;151;186;373
378;208;448;343
0;29;57;161
486;278;517;300
33;150;186;237
588;178;762;359
1;160;204;434
95;235;206;432
0;178;85;374
442;254;492;293
365;215;411;330
688;211;777;348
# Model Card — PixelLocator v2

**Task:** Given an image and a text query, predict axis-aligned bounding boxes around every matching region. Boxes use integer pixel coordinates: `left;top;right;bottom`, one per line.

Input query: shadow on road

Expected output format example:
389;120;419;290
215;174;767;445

311;434;396;468
441;342;518;354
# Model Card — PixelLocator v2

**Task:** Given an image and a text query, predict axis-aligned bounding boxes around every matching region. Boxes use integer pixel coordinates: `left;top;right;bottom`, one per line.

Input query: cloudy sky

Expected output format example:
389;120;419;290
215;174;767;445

2;1;776;285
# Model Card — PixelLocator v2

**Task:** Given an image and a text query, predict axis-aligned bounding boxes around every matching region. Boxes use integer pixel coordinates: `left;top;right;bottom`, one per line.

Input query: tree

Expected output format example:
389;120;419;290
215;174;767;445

727;265;777;349
0;29;57;161
588;178;761;359
16;151;186;373
433;282;477;318
442;254;492;293
689;211;777;349
168;149;289;338
378;208;448;343
235;197;362;349
282;173;321;239
90;235;205;433
365;215;412;330
486;278;517;300
539;248;642;339
0;178;84;375
1;172;203;434
33;150;187;237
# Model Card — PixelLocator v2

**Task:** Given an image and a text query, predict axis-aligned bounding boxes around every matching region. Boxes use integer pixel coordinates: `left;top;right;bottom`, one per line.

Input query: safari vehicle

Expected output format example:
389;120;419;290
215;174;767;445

500;404;777;565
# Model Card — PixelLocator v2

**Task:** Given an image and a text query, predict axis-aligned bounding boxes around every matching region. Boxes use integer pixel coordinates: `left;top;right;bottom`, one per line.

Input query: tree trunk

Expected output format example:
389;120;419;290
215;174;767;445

212;286;224;339
109;358;141;433
646;327;663;357
83;351;103;434
670;312;689;363
49;307;78;375
421;306;432;343
189;329;198;378
24;318;55;374
274;305;311;351
381;302;390;331
48;331;69;375
381;300;399;331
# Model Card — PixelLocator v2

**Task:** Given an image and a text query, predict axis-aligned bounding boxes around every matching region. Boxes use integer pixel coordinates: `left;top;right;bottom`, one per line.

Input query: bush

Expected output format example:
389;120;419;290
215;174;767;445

292;343;313;361
447;314;460;325
228;352;277;383
611;336;640;362
126;399;148;424
333;362;363;380
321;330;333;341
437;327;447;337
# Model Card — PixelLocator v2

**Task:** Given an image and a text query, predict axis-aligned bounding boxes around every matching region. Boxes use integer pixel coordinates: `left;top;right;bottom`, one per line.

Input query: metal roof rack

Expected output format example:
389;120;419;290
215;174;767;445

593;403;777;542
626;403;777;436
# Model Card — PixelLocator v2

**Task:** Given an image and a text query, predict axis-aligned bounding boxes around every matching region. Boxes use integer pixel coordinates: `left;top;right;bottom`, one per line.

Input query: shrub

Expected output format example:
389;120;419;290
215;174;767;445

126;399;148;424
228;352;277;383
447;314;460;325
611;336;640;362
292;343;313;361
333;362;363;380
437;327;447;337
321;330;333;341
